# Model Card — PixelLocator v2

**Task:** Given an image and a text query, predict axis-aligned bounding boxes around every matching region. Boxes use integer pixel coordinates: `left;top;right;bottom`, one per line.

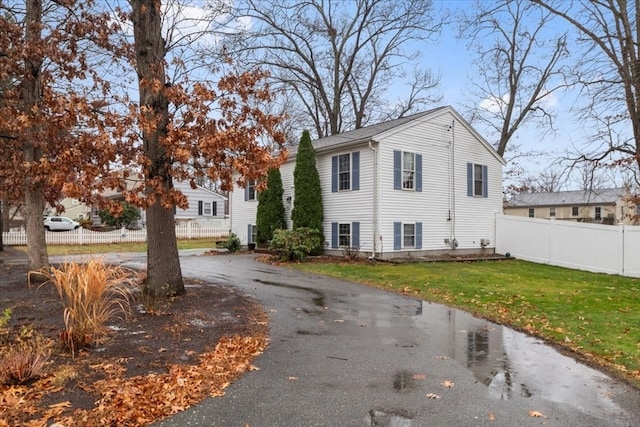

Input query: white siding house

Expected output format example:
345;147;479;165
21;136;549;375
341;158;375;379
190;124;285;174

172;181;227;225
230;106;505;258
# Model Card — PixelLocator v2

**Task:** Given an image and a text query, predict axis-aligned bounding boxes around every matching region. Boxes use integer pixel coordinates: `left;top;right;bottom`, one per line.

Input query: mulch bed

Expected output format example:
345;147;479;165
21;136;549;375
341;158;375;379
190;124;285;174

0;262;268;426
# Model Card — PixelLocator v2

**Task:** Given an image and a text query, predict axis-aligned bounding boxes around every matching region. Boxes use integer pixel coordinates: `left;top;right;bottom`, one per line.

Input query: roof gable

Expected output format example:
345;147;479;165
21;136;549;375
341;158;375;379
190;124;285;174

287;106;505;165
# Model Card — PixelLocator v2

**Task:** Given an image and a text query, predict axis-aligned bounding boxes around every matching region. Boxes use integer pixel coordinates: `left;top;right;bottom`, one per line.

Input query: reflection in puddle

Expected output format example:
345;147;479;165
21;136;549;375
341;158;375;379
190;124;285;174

364;409;413;427
254;279;325;307
414;302;628;420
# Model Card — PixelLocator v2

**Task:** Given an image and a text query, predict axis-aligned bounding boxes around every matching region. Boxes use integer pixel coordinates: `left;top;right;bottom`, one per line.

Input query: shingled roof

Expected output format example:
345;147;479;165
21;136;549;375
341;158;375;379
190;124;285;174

508;188;626;207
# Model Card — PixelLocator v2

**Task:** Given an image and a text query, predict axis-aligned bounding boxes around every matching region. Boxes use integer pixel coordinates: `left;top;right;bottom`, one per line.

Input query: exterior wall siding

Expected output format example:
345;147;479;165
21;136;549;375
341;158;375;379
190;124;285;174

376;111;502;256
229;107;505;255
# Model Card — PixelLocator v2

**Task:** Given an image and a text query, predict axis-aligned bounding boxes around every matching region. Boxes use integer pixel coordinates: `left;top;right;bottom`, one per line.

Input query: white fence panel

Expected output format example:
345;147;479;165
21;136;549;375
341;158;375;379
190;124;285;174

495;215;551;263
496;214;640;278
624;227;640;278
2;221;230;246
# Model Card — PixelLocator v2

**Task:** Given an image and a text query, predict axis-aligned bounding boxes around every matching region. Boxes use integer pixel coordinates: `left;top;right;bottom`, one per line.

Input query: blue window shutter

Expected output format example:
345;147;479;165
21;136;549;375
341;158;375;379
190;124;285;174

331;222;338;248
244;185;249;201
394;222;401;250
416;154;422;192
198;200;203;216
247;224;252;244
467;163;473;196
352;222;360;247
416;222;422;249
212;202;217;216
352;152;360;191
394;150;401;190
482;165;488;198
331;155;338;193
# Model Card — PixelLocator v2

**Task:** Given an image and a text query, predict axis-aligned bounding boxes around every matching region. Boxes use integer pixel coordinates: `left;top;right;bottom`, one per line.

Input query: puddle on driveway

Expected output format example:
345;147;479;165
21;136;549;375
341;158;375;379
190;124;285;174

254;279;325;307
412;301;631;419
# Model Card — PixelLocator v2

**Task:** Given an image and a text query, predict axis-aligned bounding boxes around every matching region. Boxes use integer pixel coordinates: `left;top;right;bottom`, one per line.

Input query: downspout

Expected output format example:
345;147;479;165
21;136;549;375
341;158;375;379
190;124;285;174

369;140;378;258
450;121;457;248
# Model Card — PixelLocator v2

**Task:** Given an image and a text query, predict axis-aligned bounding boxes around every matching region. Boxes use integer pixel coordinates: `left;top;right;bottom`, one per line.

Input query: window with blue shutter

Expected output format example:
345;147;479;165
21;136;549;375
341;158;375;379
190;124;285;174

247;224;252;244
352;152;360;191
393;222;401;250
467;163;489;197
331;156;338;192
416;222;422;249
415;154;422;192
198;200;203;216
352;222;360;247
331;222;338;248
393;150;402;190
482;165;488;198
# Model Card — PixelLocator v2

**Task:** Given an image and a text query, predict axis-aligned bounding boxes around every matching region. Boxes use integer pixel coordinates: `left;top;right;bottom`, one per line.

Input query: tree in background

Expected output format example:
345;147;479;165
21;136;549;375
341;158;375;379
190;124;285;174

291;131;323;237
126;0;287;297
0;0;126;270
98;201;141;229
256;168;286;244
532;0;640;184
460;0;570;157
227;0;444;138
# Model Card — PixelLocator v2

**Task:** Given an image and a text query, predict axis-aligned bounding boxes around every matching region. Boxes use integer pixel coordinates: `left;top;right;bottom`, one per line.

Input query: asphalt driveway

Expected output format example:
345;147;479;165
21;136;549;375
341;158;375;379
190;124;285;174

138;252;639;427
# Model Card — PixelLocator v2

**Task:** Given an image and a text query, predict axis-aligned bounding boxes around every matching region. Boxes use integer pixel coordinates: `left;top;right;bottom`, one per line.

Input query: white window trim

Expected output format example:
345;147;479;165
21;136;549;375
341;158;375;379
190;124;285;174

338;153;351;191
402;151;415;190
403;223;416;248
338;223;351;247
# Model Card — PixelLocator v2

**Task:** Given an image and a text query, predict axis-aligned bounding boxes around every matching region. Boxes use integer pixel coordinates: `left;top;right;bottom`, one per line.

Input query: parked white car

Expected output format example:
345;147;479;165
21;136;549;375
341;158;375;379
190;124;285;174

43;216;80;231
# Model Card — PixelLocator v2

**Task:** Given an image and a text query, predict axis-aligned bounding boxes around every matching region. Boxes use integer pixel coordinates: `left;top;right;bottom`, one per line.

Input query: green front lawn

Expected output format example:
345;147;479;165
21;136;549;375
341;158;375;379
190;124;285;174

293;259;640;387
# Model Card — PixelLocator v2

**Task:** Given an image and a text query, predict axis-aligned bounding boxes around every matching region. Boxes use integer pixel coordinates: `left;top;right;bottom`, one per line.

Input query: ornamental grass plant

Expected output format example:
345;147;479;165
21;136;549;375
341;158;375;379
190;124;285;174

32;259;139;356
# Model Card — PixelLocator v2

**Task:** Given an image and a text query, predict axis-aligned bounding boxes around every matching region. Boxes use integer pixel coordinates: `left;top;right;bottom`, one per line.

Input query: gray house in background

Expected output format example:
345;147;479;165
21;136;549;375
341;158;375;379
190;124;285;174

504;188;639;225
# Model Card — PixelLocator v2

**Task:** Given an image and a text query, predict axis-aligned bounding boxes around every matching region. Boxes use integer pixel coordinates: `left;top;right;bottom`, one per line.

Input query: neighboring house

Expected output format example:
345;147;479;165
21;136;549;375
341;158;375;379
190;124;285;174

504;188;639;225
57;179;227;227
172;181;227;224
230;106;505;258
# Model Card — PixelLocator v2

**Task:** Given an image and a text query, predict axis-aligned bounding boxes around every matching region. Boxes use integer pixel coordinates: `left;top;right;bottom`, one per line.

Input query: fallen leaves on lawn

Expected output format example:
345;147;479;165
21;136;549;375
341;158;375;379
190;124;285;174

0;335;268;427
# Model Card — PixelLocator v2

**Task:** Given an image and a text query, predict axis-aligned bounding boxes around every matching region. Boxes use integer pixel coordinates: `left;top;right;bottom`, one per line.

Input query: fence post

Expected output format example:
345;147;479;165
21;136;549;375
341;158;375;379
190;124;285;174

187;221;192;239
78;227;83;245
548;218;555;265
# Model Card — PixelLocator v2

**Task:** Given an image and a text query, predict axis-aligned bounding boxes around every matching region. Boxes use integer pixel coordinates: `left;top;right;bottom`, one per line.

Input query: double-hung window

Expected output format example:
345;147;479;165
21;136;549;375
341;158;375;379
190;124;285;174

338;153;350;191
247;180;256;201
203;202;212;216
595;207;602;220
403;223;415;247
338;223;351;246
549;207;556;217
467;163;488;197
572;206;579;216
403;152;415;190
393;150;422;192
393;222;422;250
331;221;360;248
528;208;535;218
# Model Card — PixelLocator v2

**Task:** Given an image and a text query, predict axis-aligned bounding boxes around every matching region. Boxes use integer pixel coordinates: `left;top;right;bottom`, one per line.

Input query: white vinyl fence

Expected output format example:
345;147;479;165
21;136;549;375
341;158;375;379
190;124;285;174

496;214;640;278
2;221;230;246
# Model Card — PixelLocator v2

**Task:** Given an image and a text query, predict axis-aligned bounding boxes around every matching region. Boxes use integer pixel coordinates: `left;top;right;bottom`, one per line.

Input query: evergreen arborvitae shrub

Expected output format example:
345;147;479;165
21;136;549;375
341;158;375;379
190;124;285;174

256;168;286;244
291;130;323;243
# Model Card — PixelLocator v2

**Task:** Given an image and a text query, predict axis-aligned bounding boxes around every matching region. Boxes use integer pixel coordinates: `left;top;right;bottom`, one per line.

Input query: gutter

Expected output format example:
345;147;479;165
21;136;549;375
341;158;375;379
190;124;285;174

369;140;379;258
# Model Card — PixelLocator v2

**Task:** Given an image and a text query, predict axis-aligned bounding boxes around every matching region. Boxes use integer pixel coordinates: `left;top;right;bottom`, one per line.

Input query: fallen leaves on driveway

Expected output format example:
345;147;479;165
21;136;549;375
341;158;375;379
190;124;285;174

0;335;268;427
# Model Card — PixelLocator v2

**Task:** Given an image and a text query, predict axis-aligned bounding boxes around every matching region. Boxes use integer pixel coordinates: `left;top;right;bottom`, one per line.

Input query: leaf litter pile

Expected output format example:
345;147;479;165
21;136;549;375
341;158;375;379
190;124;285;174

0;263;269;426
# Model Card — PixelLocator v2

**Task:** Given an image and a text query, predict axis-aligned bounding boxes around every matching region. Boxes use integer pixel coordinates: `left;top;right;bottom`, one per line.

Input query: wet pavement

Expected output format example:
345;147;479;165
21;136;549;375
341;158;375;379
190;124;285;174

50;251;640;426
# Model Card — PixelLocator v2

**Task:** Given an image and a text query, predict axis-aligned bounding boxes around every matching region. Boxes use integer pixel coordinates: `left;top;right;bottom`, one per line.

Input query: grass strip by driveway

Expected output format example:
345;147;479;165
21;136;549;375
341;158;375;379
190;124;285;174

12;238;222;256
293;259;640;387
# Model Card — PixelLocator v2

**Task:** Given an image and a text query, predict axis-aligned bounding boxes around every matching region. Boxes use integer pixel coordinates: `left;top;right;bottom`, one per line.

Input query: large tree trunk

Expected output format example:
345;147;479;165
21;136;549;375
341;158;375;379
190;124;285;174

22;0;48;271
131;0;184;296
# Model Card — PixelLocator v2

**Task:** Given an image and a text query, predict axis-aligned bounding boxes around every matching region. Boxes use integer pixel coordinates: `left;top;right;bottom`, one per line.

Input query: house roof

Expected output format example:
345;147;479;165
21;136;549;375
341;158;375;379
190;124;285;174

508;188;626;207
286;106;505;164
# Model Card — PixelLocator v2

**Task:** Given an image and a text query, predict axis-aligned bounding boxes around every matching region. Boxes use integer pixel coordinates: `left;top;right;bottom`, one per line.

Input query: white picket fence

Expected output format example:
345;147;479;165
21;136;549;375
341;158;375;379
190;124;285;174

496;214;640;278
2;221;230;246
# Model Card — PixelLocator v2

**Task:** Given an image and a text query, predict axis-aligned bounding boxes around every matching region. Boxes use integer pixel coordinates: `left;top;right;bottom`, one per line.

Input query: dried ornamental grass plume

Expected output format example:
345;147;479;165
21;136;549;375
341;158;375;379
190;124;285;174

32;259;139;356
0;336;52;385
